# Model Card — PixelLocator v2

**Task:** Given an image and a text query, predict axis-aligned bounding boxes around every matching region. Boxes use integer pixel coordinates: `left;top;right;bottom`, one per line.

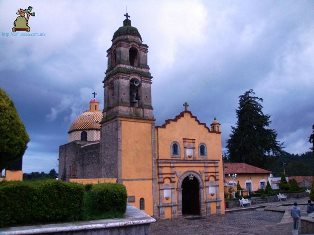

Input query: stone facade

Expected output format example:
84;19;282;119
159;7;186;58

59;141;101;180
155;111;224;218
59;15;225;218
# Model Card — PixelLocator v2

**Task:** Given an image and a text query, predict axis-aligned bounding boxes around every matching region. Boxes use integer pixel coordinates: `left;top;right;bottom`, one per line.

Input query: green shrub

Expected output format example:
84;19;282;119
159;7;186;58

85;184;93;192
0;180;84;228
237;181;242;191
0;181;35;227
0;181;127;228
279;175;290;192
90;183;127;214
289;179;300;192
265;181;273;195
34;181;84;222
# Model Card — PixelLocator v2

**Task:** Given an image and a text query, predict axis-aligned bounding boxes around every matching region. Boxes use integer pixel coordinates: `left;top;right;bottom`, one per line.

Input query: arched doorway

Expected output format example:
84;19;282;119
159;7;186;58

182;175;200;215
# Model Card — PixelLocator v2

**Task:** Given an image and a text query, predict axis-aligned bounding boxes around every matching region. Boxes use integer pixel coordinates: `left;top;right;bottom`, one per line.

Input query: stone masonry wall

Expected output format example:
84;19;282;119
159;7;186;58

100;119;119;178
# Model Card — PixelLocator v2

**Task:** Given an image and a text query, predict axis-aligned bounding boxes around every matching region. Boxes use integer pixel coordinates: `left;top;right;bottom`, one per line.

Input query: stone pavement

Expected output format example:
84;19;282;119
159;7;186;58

149;197;310;235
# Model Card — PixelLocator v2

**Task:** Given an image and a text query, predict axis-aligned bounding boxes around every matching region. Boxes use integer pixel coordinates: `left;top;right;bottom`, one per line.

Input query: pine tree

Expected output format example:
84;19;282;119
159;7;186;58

279;175;289;192
227;89;282;168
265;181;272;194
0;89;29;171
237;181;242;191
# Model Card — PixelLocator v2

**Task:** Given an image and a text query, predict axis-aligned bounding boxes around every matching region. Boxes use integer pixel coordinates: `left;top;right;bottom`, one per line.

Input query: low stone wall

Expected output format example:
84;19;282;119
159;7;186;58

226;192;309;208
301;216;314;234
225;200;239;208
287;192;309;199
0;206;155;235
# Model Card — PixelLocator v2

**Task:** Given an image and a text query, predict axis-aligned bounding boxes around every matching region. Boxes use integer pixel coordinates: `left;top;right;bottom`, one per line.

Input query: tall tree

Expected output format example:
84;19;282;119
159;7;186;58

227;89;282;168
0;89;29;171
309;124;314;154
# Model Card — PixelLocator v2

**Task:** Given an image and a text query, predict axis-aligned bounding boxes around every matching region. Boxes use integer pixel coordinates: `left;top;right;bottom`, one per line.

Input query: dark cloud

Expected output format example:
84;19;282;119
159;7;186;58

0;0;313;172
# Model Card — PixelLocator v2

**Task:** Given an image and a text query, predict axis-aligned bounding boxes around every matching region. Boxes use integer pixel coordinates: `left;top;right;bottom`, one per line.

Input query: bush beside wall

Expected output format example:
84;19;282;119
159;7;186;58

0;181;126;228
90;183;127;214
0;180;84;228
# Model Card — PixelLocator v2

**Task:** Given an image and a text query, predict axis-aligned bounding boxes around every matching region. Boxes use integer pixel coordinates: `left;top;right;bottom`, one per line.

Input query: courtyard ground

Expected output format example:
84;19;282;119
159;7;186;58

149;198;309;235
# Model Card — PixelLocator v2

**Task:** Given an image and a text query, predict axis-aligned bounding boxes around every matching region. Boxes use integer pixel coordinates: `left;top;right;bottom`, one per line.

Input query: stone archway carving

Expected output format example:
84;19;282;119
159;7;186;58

177;171;204;216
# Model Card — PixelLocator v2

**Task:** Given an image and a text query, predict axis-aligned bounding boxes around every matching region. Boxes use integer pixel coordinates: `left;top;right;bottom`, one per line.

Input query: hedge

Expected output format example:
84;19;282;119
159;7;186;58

0;181;128;228
90;183;127;214
0;180;84;228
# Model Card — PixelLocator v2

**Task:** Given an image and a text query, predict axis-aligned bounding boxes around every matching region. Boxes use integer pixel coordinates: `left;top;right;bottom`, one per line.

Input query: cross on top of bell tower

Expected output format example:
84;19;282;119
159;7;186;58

123;12;131;26
124;12;130;20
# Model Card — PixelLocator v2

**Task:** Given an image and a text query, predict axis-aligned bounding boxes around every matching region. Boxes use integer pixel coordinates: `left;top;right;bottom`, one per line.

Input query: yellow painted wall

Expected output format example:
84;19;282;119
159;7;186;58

120;119;153;179
157;112;225;218
225;173;269;192
123;180;153;215
120;118;154;215
5;170;23;181
157;112;222;161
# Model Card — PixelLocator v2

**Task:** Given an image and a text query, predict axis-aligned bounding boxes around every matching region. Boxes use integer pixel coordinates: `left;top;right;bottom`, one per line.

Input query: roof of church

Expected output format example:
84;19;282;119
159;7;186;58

156;111;212;133
68;98;102;133
112;17;142;41
68;111;102;133
224;163;270;174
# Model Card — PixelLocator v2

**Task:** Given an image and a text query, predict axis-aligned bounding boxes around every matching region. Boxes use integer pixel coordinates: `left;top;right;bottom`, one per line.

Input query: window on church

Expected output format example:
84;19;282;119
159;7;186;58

140;198;145;210
171;142;180;156
111;49;116;67
199;144;207;156
81;131;87;141
129;47;138;66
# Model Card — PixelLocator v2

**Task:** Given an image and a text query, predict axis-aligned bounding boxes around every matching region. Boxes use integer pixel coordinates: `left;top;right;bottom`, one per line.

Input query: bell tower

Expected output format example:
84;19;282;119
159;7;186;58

100;14;156;215
103;13;153;121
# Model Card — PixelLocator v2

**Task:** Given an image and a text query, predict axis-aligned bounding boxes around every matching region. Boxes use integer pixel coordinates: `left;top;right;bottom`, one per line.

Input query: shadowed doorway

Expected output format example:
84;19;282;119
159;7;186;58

182;175;200;215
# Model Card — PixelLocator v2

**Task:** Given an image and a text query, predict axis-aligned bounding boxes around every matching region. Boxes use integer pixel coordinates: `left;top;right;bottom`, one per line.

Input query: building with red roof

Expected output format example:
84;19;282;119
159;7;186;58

224;163;271;192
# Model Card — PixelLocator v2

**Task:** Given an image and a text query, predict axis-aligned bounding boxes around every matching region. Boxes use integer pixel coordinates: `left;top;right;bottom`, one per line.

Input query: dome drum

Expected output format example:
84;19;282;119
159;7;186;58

68;99;103;142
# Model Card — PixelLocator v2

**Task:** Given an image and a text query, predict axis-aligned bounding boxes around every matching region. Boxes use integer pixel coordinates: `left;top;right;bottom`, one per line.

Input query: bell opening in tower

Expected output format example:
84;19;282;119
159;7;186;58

129;47;138;66
130;78;141;107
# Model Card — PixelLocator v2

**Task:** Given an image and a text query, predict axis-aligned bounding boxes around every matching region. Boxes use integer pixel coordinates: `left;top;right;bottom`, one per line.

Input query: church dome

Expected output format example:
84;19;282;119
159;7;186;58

68;99;102;134
68;111;102;133
112;17;142;41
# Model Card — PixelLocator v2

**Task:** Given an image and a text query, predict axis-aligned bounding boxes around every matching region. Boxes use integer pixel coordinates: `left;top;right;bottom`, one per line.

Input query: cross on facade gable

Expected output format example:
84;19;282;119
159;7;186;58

124;12;130;20
92;92;97;99
183;102;189;111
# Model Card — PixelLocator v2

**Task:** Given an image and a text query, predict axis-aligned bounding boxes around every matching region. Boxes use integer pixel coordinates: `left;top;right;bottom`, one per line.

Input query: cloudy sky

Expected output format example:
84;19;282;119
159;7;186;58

0;0;313;173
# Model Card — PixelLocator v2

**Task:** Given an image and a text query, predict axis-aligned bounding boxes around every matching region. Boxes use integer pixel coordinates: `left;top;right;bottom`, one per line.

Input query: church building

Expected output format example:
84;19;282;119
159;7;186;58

59;14;225;219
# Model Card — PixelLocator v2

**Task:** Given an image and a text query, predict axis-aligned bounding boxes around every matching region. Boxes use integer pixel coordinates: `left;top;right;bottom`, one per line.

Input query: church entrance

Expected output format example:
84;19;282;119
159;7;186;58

182;175;200;215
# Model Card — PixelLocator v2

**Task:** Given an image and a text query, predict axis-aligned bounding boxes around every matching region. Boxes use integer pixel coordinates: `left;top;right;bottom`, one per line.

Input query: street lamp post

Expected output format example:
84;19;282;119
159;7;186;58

228;173;237;198
282;162;286;176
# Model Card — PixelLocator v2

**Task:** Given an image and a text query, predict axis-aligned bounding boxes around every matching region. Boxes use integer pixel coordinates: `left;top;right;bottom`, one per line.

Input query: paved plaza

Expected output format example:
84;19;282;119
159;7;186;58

150;198;309;235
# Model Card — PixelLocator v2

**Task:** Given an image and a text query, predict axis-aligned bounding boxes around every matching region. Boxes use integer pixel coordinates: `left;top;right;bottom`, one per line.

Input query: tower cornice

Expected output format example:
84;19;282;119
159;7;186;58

105;65;152;80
